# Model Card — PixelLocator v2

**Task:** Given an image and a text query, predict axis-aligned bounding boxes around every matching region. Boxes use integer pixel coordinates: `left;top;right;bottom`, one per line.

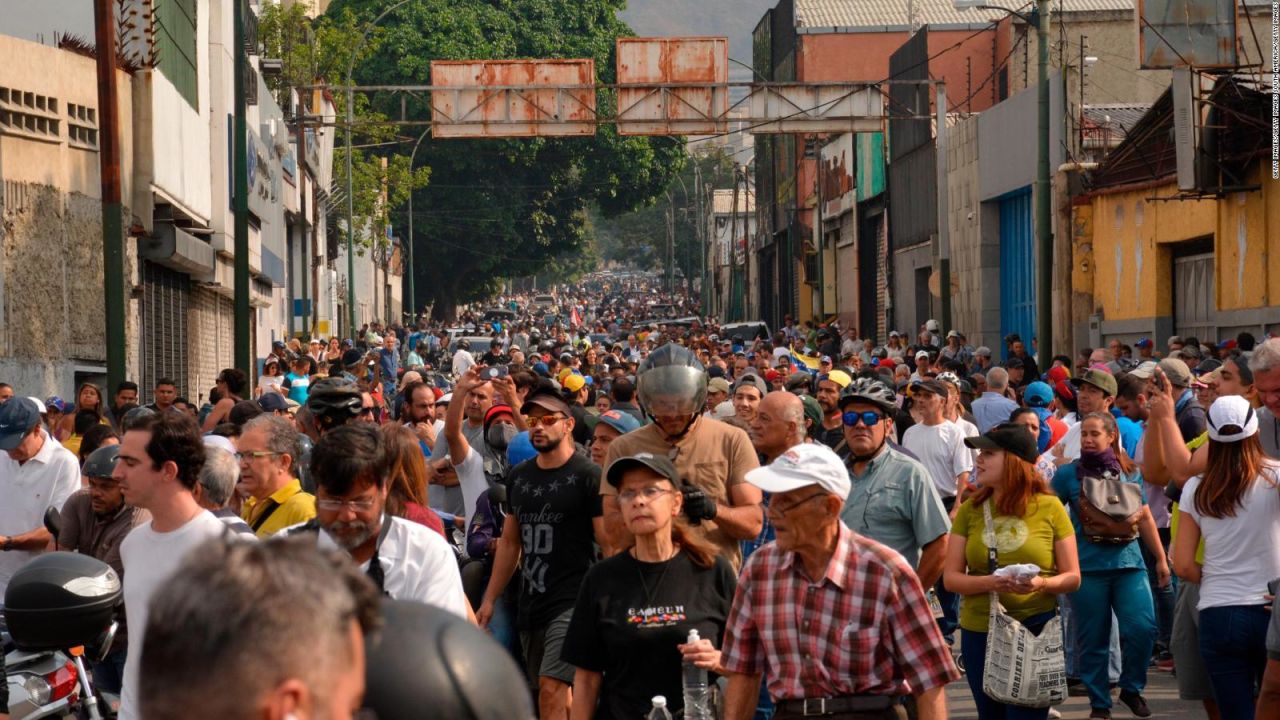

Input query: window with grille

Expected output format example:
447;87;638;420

0;86;61;141
154;0;199;109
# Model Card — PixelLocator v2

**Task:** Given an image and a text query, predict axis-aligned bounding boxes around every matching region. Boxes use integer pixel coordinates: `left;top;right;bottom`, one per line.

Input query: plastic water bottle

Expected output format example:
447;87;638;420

682;629;712;720
647;695;673;720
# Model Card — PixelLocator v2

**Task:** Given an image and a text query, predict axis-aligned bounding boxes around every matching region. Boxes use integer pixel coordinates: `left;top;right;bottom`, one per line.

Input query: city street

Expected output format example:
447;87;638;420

946;669;1202;719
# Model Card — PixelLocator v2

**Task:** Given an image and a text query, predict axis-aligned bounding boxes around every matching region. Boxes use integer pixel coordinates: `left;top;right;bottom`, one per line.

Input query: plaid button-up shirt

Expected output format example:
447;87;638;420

720;523;960;699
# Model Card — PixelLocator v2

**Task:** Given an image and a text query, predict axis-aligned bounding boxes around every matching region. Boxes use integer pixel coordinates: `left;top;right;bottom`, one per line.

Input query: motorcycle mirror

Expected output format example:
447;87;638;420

43;506;63;542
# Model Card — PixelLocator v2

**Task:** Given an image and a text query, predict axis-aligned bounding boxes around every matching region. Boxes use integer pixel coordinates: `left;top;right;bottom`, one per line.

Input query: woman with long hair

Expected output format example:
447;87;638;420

77;424;120;467
379;423;445;537
1173;395;1280;720
564;454;736;720
945;423;1080;720
325;337;343;364
1053;412;1167;719
57;382;105;440
256;357;284;398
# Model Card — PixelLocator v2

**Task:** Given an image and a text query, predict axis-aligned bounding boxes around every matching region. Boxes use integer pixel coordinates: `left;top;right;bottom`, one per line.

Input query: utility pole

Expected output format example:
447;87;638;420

665;191;675;293
407;127;430;325
1035;0;1053;366
233;0;251;377
936;83;952;335
729;166;741;322
93;0;125;394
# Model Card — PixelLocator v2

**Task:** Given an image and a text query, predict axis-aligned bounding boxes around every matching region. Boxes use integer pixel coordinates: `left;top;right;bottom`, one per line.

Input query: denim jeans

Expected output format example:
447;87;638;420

90;647;127;695
960;611;1058;720
1140;528;1176;651
1198;604;1269;720
1073;570;1155;710
1060;595;1120;683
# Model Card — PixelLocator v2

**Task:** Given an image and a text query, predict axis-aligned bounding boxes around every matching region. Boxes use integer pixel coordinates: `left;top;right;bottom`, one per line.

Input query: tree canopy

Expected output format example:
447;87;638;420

327;0;686;319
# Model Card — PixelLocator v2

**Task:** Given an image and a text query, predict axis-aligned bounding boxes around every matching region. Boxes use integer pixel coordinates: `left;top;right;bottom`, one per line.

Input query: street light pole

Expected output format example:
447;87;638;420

407;127;430;323
233;0;251;377
345;0;411;340
1034;0;1053;365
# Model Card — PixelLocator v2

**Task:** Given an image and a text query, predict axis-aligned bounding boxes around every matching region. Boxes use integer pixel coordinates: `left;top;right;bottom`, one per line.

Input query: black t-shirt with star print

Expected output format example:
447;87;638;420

506;453;602;629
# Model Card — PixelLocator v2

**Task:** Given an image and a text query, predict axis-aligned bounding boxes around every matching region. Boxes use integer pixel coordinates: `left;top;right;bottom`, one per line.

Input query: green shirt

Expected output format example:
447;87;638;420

952;495;1075;632
841;445;951;569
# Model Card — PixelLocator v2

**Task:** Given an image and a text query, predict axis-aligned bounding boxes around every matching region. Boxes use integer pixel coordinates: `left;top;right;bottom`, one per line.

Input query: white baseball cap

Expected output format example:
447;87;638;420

1207;395;1258;443
745;443;851;499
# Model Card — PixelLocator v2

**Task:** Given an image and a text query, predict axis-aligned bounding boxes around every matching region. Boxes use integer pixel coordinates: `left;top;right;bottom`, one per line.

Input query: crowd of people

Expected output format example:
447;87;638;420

2;276;1280;720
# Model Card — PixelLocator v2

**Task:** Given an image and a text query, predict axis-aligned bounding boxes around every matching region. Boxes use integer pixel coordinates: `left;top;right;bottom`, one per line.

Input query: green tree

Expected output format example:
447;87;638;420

592;146;736;290
328;0;685;320
258;1;429;258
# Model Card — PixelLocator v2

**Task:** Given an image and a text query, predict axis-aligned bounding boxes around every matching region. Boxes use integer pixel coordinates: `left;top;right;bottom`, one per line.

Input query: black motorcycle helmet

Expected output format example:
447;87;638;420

306;378;364;432
362;600;534;720
82;444;122;479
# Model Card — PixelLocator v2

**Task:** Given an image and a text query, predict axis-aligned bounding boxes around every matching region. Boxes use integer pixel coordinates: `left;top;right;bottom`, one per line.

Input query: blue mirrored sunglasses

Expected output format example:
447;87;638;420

842;410;884;428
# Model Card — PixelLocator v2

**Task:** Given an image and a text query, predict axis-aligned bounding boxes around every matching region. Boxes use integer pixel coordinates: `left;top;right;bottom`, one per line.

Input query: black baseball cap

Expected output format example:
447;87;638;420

964;423;1040;464
0;397;40;451
604;452;682;489
520;389;571;416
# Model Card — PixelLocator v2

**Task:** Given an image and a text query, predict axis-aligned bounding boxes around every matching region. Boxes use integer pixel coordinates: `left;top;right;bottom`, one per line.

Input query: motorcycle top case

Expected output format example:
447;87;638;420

3;551;121;650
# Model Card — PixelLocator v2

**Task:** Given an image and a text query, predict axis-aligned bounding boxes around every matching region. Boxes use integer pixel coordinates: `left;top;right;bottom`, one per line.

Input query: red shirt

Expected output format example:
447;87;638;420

721;523;960;699
403;501;447;538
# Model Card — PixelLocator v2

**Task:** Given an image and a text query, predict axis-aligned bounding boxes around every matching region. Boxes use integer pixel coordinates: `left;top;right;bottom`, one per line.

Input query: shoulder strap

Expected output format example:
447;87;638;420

982;501;998;574
366;516;395;596
248;498;283;532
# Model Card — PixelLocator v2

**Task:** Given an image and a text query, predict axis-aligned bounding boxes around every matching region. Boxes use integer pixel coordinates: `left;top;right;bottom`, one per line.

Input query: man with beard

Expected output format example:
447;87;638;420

814;370;852;449
400;380;438;453
57;444;151;693
297;423;468;618
476;388;606;720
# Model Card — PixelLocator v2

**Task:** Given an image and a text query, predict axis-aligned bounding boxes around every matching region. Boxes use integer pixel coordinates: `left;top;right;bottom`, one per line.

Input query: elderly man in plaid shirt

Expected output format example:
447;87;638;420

720;443;960;720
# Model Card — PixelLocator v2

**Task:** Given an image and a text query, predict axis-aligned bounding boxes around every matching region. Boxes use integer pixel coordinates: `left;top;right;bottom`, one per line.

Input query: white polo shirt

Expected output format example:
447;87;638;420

0;429;82;595
317;514;469;619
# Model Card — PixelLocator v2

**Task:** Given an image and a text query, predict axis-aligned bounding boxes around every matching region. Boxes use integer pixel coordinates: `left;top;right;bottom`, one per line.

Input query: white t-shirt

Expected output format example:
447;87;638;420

952;417;980;464
1180;466;1280;610
902;420;974;499
453;444;490;530
452;349;476;376
317;515;468;619
119;510;229;720
1055;422;1083;462
0;430;81;595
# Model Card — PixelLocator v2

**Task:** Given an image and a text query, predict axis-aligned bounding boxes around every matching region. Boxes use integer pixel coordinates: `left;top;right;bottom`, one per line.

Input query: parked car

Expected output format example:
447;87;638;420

719;321;770;343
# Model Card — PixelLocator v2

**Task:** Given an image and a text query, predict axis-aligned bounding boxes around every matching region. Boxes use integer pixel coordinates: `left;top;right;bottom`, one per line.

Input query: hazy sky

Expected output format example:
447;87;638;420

1;0;95;43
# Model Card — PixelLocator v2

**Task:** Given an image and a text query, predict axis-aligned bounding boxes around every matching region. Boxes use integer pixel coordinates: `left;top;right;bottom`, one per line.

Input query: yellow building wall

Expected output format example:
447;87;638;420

1216;166;1272;310
1087;182;1215;321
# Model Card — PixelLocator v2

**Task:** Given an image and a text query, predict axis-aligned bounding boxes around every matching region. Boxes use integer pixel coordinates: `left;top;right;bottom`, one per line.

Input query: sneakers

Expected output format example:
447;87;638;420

1118;689;1152;718
1048;709;1062;719
1089;709;1111;720
1067;679;1088;697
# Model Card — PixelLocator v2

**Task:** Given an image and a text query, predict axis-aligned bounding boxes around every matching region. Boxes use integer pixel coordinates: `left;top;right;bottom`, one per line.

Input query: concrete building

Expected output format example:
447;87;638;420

0;1;381;404
707;187;756;321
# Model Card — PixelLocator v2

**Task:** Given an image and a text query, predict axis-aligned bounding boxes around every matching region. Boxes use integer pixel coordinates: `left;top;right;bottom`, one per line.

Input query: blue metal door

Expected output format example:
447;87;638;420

999;189;1035;359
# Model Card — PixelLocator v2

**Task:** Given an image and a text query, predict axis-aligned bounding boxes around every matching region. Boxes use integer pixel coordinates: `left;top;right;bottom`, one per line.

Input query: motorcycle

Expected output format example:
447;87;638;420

2;508;120;720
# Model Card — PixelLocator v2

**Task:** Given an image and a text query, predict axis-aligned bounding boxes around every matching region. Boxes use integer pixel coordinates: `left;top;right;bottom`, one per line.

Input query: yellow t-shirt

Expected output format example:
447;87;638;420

242;479;317;538
1169;432;1208;565
952;494;1076;632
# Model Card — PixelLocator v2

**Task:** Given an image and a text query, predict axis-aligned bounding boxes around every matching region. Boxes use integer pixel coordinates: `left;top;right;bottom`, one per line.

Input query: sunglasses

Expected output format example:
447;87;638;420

842;410;884;428
526;415;566;428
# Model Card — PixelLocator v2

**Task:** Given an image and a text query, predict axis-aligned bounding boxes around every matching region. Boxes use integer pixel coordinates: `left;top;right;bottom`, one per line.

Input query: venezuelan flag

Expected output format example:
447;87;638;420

790;350;822;374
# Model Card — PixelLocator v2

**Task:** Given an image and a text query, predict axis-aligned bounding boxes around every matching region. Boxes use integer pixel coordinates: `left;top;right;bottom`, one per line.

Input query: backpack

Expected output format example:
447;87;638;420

1077;470;1143;544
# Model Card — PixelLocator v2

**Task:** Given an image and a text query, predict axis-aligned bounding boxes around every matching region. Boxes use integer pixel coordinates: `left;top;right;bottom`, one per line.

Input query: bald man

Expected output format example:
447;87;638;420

747;392;809;463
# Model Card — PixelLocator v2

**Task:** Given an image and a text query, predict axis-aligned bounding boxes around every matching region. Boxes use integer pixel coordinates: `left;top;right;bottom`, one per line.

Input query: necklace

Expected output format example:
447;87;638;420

634;547;679;607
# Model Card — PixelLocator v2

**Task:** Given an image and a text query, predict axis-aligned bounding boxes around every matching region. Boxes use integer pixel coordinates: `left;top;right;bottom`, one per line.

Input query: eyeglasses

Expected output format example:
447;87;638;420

766;491;828;518
526;415;565;428
360;406;376;416
842;411;884;428
317;497;378;512
618;485;673;504
235;451;281;462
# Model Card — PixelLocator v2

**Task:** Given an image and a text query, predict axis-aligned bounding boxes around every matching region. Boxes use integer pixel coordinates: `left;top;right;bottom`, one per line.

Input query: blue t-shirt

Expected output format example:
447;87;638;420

1113;411;1143;458
283;372;310;404
379;347;399;383
1052;462;1145;572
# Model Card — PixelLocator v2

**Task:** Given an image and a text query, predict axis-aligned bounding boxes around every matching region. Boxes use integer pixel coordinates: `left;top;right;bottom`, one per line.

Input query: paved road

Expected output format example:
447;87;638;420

944;667;1205;719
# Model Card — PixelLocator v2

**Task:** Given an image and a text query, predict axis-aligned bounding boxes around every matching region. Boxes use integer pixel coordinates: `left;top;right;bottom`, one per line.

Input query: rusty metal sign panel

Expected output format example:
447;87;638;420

616;37;729;135
748;84;883;134
430;59;597;138
1137;0;1237;69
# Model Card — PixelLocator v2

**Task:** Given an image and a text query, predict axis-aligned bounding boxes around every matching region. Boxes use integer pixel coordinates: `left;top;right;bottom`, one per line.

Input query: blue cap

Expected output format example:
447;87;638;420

45;396;68;413
507;431;537;466
0;397;40;451
532;362;550;378
596;409;641;435
258;393;289;413
1024;381;1054;408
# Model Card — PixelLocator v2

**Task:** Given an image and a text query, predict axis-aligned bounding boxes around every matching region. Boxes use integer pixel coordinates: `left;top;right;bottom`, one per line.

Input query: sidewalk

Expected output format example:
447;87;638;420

945;667;1206;719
